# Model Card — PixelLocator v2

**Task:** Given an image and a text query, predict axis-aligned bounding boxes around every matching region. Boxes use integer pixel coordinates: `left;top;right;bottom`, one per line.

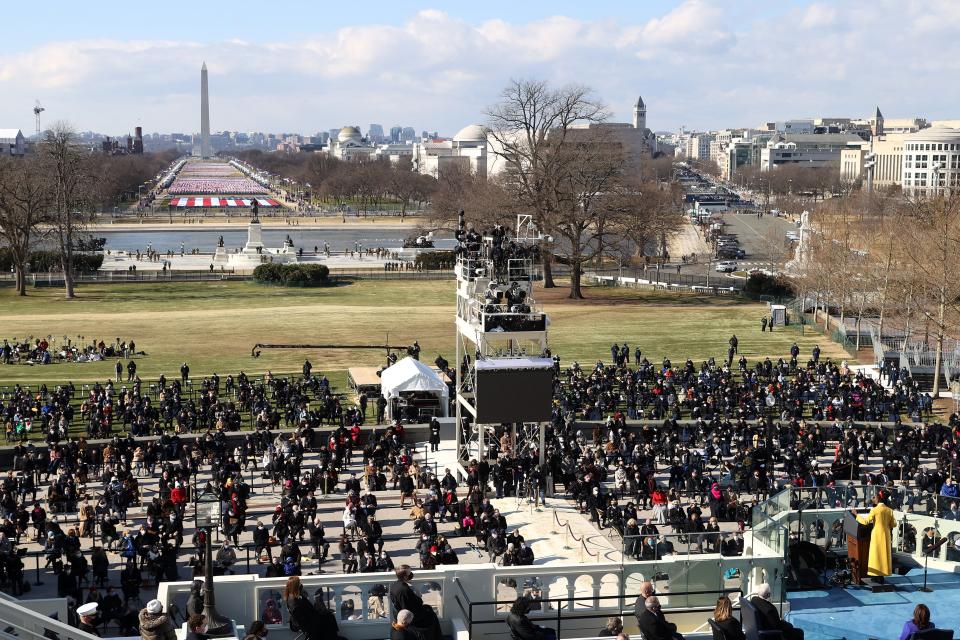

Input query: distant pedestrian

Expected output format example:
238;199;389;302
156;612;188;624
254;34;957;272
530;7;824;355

768;316;774;332
761;317;768;332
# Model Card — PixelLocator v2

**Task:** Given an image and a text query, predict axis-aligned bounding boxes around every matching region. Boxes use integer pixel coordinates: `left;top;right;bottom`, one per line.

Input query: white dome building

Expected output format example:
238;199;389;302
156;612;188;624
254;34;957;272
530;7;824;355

338;126;362;144
452;124;488;143
901;126;960;196
326;125;376;160
411;124;493;178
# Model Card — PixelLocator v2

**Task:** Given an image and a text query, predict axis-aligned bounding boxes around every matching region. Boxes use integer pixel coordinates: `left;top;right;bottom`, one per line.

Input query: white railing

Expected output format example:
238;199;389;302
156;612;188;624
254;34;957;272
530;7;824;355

0;595;93;640
155;554;785;640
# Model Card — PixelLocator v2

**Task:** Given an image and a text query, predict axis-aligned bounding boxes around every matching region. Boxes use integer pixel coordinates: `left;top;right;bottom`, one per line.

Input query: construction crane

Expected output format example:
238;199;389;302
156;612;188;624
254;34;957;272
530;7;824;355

33;101;45;140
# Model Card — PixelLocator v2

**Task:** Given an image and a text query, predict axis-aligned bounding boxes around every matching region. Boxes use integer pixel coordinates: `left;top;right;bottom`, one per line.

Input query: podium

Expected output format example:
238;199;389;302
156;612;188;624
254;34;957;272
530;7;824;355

845;511;872;585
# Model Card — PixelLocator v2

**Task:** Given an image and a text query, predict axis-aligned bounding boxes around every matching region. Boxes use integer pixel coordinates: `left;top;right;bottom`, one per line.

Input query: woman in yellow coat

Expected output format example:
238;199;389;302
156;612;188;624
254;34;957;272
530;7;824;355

852;491;897;577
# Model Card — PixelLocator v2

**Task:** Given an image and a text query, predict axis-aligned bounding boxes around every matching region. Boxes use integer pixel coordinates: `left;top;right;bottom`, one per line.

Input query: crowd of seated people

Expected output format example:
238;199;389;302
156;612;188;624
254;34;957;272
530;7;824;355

1;338;139;366
1;327;959;640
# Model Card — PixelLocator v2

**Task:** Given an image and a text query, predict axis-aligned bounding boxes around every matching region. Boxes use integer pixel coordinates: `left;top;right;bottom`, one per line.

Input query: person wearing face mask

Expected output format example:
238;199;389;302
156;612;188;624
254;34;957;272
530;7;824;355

389;565;441;640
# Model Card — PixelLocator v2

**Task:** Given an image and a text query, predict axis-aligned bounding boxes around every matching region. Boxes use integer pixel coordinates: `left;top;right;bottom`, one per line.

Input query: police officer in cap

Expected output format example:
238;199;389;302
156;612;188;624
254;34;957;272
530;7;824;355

77;602;101;636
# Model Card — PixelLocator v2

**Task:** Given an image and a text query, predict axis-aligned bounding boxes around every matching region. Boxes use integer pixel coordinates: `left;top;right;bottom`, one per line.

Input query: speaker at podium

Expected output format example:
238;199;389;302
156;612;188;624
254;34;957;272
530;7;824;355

844;511;872;585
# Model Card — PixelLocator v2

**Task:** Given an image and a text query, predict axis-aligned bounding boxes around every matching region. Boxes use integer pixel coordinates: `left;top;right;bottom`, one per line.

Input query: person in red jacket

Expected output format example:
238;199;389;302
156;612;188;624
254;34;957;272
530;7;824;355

170;482;187;517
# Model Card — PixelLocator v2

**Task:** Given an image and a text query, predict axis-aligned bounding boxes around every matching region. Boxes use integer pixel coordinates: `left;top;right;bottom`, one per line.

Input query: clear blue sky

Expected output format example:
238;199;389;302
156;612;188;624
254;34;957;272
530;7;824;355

1;1;956;136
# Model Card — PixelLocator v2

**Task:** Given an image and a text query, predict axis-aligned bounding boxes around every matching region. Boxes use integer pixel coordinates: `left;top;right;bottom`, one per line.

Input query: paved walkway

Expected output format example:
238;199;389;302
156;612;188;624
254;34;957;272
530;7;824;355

667;221;709;261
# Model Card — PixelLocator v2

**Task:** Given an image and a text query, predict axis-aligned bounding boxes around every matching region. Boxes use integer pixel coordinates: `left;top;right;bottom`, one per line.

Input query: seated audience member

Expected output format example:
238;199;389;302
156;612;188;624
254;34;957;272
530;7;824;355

898;604;935;640
712;595;745;640
750;584;803;640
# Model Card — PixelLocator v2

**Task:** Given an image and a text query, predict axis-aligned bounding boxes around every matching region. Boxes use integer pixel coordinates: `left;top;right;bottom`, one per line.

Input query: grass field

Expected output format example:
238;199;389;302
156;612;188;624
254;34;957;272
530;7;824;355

0;280;846;389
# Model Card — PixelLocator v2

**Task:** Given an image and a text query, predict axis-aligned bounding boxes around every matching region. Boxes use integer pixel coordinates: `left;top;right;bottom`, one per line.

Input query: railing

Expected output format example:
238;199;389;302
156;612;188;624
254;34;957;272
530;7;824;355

154;557;786;639
477;307;547;334
587;267;746;290
0;270;244;285
751;483;960;569
158;568;449;638
552;510;602;562
620;531;747;562
329;269;453;281
0;594;94;640
456;573;744;640
0;268;455;287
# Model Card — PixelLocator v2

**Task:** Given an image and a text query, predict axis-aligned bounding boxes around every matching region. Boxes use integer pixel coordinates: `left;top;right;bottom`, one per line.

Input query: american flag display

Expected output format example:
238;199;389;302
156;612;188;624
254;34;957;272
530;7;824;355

171;197;281;207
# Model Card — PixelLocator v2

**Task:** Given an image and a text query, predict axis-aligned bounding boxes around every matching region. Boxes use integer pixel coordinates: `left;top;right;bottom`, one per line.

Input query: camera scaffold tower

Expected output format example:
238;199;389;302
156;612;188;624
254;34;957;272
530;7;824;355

453;212;551;464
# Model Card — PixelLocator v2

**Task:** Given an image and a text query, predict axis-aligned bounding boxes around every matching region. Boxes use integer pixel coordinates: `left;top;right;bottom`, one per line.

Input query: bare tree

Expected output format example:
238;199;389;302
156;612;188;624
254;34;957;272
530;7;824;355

902;193;960;396
548;128;625;298
428;164;514;231
485;79;608;287
390;158;436;221
0;155;50;295
40;122;92;299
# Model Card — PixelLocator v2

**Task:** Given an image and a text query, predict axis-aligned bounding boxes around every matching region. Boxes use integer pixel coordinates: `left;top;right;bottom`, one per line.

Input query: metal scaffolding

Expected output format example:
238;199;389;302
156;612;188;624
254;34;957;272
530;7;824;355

453;212;551;464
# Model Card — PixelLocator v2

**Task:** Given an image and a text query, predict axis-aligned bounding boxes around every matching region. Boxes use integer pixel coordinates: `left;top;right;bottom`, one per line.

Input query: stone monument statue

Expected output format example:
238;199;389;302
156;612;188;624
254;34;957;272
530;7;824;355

786;210;813;274
251;200;259;223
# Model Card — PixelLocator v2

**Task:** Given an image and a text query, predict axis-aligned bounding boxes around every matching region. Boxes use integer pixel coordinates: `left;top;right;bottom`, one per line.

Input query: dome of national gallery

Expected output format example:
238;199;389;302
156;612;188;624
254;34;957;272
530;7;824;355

453;124;489;142
338;126;362;143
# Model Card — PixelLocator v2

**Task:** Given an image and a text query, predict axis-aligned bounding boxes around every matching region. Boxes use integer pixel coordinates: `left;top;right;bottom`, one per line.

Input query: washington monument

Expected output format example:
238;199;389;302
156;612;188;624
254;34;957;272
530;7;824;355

200;62;211;158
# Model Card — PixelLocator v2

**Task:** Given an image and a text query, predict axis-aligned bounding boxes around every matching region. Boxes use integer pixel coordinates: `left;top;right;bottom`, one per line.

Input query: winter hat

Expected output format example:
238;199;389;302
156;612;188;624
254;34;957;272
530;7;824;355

146;600;163;614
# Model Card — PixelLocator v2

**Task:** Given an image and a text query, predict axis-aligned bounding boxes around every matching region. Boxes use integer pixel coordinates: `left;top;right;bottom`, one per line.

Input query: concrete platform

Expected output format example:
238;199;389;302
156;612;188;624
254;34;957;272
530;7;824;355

787;567;960;640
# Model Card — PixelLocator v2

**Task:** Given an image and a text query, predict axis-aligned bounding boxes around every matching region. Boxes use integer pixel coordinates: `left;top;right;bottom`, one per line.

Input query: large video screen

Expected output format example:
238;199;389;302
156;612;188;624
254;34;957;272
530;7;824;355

475;358;554;423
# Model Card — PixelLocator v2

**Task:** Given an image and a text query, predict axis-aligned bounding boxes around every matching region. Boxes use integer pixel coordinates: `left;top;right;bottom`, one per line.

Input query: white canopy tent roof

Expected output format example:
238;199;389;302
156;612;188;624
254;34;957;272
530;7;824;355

380;357;449;417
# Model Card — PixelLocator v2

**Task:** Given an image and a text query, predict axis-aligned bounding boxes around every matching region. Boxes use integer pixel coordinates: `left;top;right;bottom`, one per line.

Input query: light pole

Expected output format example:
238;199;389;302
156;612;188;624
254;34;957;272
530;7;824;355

195;489;233;635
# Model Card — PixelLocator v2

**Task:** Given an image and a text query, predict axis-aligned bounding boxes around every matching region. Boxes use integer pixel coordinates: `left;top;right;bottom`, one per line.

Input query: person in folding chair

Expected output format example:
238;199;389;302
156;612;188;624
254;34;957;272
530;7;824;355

283;576;342;640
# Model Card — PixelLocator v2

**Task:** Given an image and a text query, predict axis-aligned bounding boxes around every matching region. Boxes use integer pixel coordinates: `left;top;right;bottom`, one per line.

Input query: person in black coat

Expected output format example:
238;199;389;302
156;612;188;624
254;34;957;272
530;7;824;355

389;566;440;640
253;523;272;563
505;596;555;640
712;596;745;640
283;576;338;640
751;585;803;640
391;609;425;640
636;596;683;640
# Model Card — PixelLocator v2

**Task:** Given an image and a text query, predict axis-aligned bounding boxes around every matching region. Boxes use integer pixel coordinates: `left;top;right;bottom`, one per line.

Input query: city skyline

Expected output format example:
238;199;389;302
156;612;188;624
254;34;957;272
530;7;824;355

2;1;959;136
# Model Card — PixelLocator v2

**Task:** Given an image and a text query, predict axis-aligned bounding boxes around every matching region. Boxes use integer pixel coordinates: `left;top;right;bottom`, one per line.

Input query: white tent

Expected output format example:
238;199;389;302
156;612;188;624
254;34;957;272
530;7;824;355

380;357;449;418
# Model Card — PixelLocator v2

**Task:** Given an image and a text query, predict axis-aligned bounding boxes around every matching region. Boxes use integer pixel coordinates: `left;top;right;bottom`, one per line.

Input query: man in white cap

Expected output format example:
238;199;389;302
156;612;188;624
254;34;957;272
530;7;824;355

139;599;176;640
76;602;100;636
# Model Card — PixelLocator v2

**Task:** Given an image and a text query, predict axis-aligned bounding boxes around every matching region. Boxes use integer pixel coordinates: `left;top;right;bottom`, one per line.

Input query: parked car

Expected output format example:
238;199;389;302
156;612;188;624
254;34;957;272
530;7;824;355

718;248;745;259
715;261;738;273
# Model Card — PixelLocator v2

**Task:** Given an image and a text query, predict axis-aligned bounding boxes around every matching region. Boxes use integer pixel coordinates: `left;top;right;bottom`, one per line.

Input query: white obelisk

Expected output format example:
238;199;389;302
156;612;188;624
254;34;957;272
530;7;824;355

200;62;211;159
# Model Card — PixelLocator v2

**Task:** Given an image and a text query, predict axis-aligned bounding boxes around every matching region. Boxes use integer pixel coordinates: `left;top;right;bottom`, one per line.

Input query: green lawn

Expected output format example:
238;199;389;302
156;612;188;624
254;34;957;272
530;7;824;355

0;280;845;389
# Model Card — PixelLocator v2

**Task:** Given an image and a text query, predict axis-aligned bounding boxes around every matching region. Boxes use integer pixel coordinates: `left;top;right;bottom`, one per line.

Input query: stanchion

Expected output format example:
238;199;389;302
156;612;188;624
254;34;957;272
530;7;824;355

34;555;43;586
